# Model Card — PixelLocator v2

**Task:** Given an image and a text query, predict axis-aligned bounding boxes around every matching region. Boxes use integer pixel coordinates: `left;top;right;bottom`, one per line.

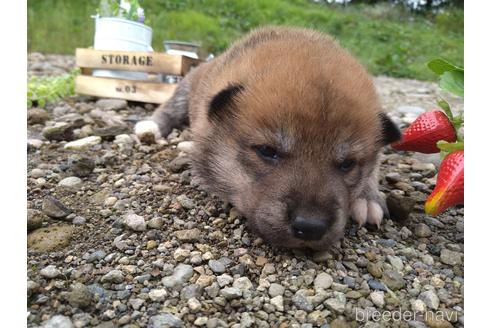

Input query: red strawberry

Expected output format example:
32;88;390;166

392;111;457;153
424;150;464;216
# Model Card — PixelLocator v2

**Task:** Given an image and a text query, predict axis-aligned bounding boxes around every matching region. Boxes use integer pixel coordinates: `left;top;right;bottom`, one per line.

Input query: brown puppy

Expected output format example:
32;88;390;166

135;26;400;250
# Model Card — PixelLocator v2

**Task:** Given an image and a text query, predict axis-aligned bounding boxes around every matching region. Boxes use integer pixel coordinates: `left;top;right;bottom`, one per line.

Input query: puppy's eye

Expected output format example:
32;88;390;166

253;145;278;161
339;159;356;172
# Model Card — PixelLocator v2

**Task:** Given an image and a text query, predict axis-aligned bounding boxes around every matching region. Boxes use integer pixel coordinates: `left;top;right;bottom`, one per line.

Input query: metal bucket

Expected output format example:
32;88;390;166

93;17;153;80
163;41;200;59
161;41;200;83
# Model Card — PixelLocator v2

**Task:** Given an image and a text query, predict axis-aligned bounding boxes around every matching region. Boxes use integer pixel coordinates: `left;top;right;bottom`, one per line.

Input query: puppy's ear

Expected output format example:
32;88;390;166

378;112;401;145
208;84;245;122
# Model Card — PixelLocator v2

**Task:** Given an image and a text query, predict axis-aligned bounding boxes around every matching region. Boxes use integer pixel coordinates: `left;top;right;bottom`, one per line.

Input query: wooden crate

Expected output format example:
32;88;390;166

75;48;201;104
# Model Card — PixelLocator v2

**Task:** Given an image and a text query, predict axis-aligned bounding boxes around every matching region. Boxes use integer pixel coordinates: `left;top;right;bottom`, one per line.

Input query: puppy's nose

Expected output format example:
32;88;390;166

292;216;328;240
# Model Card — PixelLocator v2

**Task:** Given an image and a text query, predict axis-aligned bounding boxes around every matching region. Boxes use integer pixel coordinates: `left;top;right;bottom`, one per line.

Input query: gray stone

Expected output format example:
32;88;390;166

194;317;208;326
101;270;124;284
370;291;385;308
400;247;420;259
414;223;432;238
72;216;87;225
42;123;74;141
148;217;164;229
123;213;146;232
28;139;43;149
387;255;404;272
307;310;326;326
128;298;144;310
268;283;285;297
440;249;463;265
329;283;347;293
314;272;333;290
386;193;415;221
28;108;50;125
377;239;396;248
421;254;435;266
93;125;130;140
343;276;356;288
233;277;253;291
385;172;402;183
68;155;95;177
188;297;202;312
40;265;61;279
176;194;195;209
292;291;314;311
240;312;254;328
162;264;193;288
72;313;92;328
324;292;346;313
149;288;167;302
367;262;383;278
148;313;183;328
114;134;134;151
220;287;242;300
175;228;200;242
27;280;39;297
64;136;102;150
411;299;427;312
411;162;437;176
30;168;46;178
68;283;92;309
42;196;71;219
168;156;191;173
173;248;190;261
180;284;203;300
310;290;329;307
382;270;406;290
270;295;284;311
43;315;74;328
95;98;128;111
217;274;234;287
420;290;440;310
411;181;429;191
208;260;226;273
58;176;83;190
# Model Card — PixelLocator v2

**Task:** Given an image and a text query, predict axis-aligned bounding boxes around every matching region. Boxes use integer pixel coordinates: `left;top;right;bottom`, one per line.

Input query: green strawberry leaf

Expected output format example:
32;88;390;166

440;70;464;98
437;98;453;120
427;58;464;76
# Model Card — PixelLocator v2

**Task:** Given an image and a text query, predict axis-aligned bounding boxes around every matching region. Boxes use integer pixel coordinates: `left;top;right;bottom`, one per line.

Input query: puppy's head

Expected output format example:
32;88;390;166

192;69;400;250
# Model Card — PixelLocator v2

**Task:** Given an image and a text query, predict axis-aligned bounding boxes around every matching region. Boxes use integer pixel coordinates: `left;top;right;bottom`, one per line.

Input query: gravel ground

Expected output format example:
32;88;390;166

27;53;464;328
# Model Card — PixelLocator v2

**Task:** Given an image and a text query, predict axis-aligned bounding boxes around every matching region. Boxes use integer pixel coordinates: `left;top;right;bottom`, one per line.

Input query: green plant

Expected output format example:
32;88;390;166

27;69;80;108
97;0;145;22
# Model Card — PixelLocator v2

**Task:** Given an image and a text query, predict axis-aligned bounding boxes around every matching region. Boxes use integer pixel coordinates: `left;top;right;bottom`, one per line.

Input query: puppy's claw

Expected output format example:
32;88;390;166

351;198;385;229
367;200;384;228
351;198;368;227
135;120;161;144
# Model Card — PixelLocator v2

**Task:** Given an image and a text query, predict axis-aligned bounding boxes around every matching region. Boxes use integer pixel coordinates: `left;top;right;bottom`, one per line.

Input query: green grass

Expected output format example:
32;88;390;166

27;0;463;80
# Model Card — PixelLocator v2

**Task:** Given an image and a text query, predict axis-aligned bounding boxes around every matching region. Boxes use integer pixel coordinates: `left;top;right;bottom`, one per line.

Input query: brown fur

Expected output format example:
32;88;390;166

144;26;400;250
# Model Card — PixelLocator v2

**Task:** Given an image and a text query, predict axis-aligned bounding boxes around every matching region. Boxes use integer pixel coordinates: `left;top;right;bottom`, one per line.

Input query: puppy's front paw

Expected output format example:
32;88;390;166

135;120;161;144
350;197;386;228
